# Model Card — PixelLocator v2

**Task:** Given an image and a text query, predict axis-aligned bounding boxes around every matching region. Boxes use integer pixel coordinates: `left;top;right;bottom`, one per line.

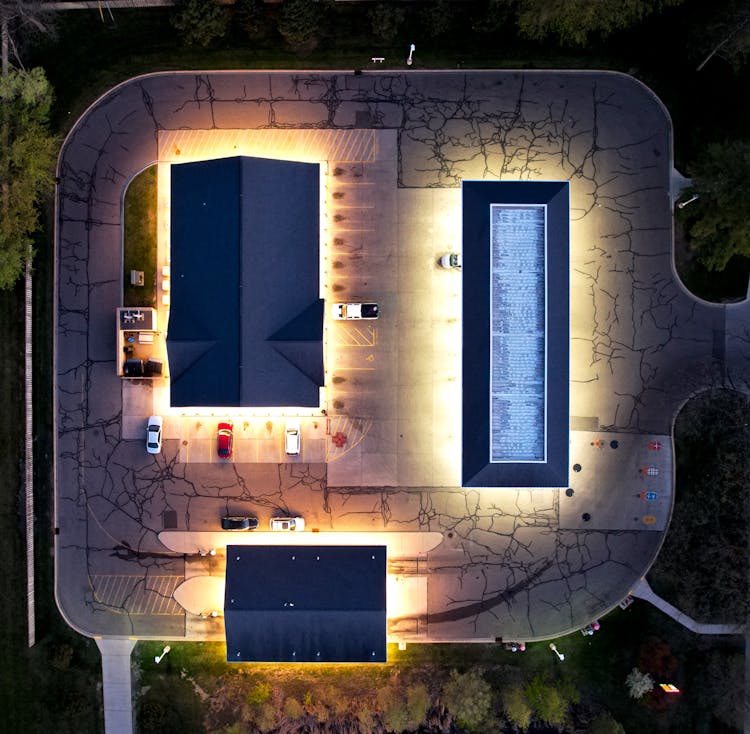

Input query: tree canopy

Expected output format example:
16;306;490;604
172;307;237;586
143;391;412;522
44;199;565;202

170;0;230;47
679;140;750;271
0;66;57;290
481;0;682;45
277;0;322;50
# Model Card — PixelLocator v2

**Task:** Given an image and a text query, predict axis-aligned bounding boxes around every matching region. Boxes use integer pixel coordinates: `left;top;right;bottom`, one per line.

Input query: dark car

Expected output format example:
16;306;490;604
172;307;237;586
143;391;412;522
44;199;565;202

217;421;234;458
221;516;259;531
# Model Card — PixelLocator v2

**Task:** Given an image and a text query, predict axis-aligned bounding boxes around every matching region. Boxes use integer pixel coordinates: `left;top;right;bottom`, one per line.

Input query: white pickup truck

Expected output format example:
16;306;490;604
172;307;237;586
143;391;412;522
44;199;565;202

331;303;379;320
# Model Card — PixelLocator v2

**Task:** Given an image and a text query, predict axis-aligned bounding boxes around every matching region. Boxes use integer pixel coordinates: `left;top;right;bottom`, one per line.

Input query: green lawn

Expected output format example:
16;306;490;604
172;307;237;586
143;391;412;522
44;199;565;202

134;601;743;733
123;165;158;308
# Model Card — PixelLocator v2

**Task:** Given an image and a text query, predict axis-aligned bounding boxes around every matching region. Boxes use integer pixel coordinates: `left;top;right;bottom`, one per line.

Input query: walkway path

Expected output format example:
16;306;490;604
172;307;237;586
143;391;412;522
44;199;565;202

632;578;743;635
96;638;136;734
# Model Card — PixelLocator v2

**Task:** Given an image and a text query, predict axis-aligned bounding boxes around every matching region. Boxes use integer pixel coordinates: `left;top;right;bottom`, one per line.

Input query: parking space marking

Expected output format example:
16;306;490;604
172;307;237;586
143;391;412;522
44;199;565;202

91;574;184;615
330;325;377;347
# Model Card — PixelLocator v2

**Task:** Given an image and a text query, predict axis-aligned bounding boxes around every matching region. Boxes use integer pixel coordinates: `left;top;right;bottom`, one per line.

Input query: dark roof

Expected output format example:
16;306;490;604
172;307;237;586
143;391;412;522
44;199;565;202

168;157;323;407
224;546;387;663
462;181;570;488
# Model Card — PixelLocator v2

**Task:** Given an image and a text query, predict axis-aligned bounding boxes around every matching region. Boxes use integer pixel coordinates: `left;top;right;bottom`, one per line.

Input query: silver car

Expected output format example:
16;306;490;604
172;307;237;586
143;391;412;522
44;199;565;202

270;516;305;531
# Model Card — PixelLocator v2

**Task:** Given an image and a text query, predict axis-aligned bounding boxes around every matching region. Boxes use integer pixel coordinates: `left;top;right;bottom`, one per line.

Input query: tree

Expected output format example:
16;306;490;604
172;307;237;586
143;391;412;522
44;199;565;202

695;2;750;71
235;0;269;40
678;140;750;271
421;0;454;37
405;683;430;728
0;66;56;290
277;0;322;50
589;712;626;734
480;0;682;46
625;667;654;699
368;3;406;42
442;668;492;732
523;674;568;726
501;683;532;729
170;0;230;47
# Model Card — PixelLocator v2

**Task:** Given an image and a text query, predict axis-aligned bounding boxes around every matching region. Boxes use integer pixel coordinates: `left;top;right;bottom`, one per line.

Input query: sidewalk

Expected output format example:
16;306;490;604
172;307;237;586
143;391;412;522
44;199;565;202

96;638;136;734
632;578;743;635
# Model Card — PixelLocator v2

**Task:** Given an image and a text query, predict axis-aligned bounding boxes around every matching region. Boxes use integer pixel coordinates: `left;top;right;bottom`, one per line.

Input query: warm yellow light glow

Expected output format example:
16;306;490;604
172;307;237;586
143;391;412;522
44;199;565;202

387;575;427;620
173;576;225;616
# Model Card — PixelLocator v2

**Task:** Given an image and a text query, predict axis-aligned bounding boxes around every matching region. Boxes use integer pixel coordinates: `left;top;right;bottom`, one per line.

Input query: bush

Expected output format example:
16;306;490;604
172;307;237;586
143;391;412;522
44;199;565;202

170;0;230;46
246;681;271;706
523;674;567;726
235;0;268;39
589;712;626;734
405;683;430;726
277;0;322;50
283;696;303;720
501;683;531;729
368;3;406;41
442;668;492;732
420;0;454;37
625;668;654;699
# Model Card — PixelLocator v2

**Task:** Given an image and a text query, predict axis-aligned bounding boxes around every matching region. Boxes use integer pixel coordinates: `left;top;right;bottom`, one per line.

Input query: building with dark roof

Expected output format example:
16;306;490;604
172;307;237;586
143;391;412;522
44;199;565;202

462;181;570;488
167;156;323;408
224;545;387;663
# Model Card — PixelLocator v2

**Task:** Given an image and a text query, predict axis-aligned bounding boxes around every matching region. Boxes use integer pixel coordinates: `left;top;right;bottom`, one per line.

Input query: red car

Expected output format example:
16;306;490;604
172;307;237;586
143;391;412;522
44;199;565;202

217;422;233;458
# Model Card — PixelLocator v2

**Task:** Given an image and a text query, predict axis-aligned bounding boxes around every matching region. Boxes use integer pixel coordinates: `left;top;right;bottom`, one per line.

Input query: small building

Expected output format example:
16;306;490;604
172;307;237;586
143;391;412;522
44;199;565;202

224;545;387;663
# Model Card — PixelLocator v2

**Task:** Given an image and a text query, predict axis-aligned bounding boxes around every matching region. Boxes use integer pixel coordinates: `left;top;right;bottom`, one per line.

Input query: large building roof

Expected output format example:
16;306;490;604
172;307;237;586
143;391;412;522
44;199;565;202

462;181;570;488
167;156;323;408
224;545;387;663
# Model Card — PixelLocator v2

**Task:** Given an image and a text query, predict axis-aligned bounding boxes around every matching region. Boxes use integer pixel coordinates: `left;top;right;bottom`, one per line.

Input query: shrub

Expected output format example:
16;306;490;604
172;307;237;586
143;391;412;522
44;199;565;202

277;0;322;50
442;668;492;732
235;0;268;39
420;0;454;37
368;3;406;41
523;674;567;726
283;697;303;720
170;0;230;46
405;683;430;726
246;681;272;706
501;683;532;729
589;712;626;734
625;668;654;699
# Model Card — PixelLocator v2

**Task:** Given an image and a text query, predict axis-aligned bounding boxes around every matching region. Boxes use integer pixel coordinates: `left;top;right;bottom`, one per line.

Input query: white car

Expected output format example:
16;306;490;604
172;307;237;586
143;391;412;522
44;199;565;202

146;415;163;454
285;421;301;455
439;253;462;269
331;302;379;320
270;516;305;531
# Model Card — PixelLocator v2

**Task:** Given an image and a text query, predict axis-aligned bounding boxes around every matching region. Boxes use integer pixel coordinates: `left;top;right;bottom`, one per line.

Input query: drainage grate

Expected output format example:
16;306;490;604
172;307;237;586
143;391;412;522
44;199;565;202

162;510;178;530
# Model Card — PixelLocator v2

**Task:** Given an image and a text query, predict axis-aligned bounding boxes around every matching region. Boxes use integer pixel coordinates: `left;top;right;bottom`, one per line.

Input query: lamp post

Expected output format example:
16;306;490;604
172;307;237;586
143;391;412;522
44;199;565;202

549;642;565;661
677;194;699;209
154;645;171;664
407;44;415;66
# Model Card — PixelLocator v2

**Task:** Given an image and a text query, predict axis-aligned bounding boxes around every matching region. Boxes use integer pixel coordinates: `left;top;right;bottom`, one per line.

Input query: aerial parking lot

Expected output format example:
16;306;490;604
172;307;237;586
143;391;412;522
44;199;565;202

54;70;748;649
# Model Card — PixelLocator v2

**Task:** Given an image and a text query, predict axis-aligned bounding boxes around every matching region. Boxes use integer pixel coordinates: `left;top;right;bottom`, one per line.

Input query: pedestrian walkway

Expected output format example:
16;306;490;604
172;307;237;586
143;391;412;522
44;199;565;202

633;578;743;635
96;638;136;734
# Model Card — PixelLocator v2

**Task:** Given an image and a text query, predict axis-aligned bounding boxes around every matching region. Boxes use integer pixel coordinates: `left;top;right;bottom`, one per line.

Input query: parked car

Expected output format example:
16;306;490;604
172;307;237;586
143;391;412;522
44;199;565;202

146;415;163;454
331;302;379;320
217;421;234;458
285;421;301;455
270;516;305;531
439;252;462;269
221;516;259;531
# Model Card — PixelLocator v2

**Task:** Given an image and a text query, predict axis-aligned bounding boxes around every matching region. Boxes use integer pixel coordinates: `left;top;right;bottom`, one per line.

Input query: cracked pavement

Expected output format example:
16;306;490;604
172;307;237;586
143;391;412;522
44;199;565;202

55;70;750;645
